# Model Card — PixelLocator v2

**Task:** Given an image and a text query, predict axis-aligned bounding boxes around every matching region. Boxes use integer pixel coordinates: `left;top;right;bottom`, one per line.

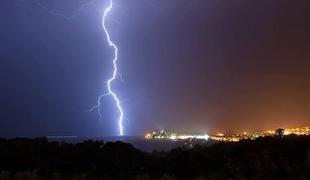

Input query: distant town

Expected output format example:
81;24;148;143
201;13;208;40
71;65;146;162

145;126;310;142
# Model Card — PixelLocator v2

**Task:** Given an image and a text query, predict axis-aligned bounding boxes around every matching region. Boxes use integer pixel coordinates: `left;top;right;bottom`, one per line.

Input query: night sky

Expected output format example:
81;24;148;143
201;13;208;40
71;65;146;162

1;0;310;137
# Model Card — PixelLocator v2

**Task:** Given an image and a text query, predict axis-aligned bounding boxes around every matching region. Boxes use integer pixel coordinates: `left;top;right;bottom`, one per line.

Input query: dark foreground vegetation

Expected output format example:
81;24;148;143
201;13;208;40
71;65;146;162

1;135;310;179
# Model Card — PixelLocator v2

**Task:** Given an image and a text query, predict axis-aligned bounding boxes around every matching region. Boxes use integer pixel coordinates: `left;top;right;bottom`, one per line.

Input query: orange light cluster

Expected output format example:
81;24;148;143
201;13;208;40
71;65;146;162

145;126;310;142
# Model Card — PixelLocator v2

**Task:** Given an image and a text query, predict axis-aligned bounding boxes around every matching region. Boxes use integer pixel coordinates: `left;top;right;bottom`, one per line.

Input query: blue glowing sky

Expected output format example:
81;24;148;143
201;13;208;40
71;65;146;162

1;0;310;137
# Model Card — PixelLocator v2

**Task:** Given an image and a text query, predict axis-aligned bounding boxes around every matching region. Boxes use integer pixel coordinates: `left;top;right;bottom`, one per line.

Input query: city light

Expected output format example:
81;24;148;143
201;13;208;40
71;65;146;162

145;126;310;142
145;130;209;141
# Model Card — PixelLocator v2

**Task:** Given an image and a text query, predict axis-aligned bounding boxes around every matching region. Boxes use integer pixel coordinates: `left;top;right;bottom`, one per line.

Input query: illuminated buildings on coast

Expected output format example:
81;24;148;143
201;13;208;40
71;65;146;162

145;130;209;141
145;126;310;142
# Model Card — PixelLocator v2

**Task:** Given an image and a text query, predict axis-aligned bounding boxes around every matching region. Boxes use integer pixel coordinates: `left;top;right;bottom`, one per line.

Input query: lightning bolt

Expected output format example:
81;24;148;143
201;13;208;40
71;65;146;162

35;0;125;136
95;0;124;136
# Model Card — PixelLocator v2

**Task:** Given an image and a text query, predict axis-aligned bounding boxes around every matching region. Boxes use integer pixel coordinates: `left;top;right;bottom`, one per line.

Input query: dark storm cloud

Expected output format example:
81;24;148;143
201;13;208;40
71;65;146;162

0;0;310;136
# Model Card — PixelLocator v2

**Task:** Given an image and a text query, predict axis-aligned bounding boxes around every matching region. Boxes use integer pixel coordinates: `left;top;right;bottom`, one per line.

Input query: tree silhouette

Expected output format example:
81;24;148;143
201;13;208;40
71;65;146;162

275;128;285;137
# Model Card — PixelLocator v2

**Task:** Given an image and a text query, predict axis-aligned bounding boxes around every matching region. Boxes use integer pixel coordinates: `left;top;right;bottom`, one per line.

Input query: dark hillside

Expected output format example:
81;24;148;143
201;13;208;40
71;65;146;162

0;135;310;179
